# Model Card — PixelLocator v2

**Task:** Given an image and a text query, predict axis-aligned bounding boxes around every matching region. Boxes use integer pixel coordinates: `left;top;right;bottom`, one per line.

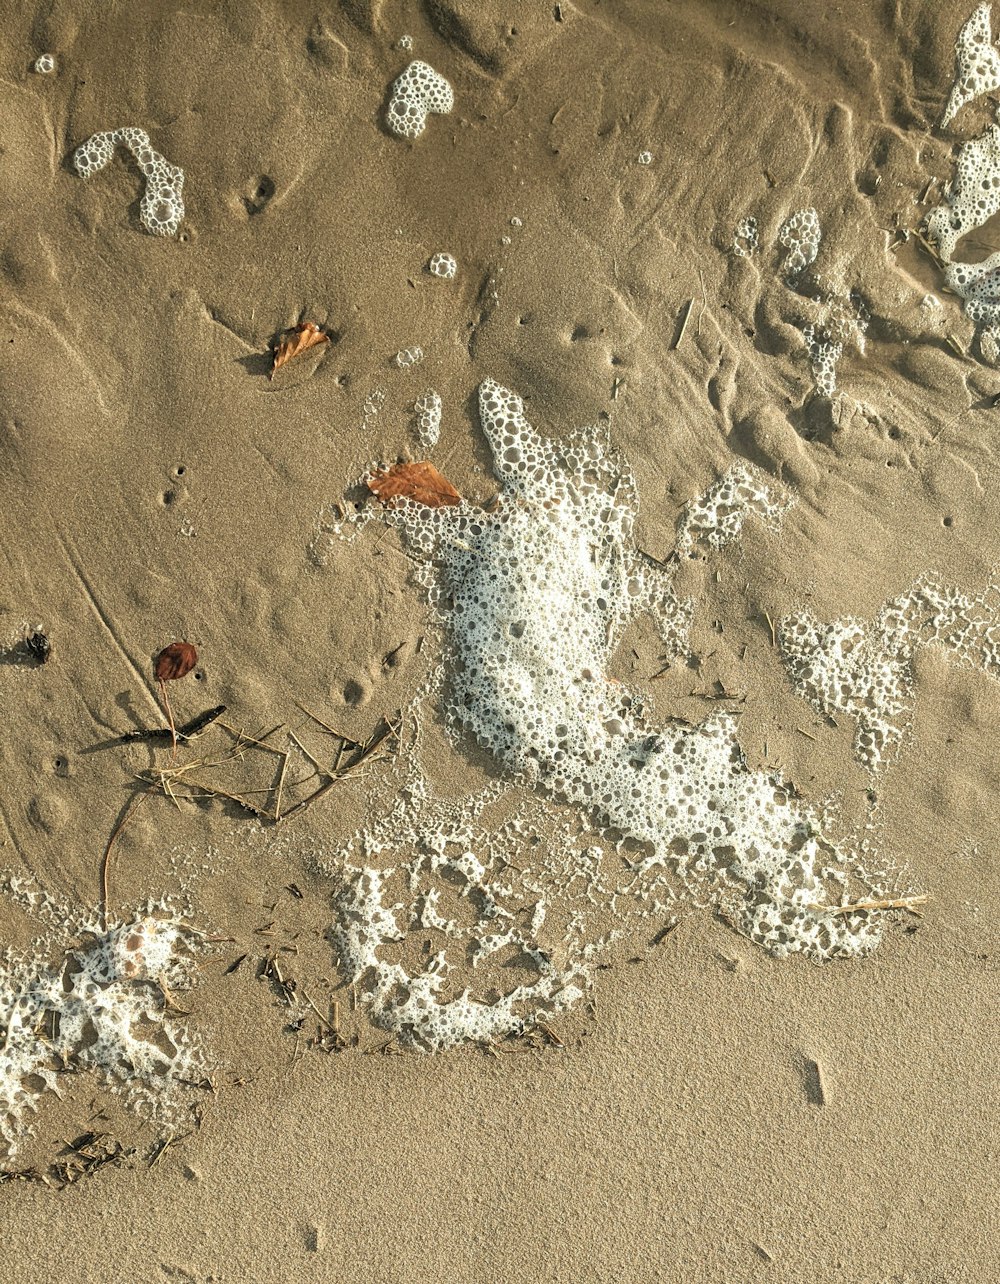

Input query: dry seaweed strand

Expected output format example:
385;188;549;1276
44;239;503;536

116;704;226;746
2;1138;134;1189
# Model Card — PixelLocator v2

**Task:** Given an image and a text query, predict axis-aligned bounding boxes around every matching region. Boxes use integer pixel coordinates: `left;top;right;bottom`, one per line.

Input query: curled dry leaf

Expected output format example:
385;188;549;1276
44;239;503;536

154;640;198;682
271;321;330;378
367;461;462;508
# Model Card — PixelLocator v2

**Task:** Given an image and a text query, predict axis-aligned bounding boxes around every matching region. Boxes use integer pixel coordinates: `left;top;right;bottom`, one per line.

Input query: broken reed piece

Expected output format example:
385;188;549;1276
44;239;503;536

117;704;226;745
271;321;330;378
816;893;929;916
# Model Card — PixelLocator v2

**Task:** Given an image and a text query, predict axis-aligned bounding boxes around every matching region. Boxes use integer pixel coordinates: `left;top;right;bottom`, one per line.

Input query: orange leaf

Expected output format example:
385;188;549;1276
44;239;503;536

271;322;330;378
367;461;462;508
154;640;198;682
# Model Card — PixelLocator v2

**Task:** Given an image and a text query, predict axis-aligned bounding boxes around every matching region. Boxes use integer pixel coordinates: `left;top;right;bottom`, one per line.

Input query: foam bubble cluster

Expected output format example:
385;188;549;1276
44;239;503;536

801;296;868;399
428;252;457;279
348;381;890;960
732;215;759;257
385;61;453;140
782;576;1000;773
0;893;205;1156
778;207;821;276
941;3;1000;126
394;345;424;370
73;127;184;237
413;389;442;447
926;10;1000;356
769;206;867;395
33;54;55;74
927;121;1000;262
316;719;703;1052
930;127;1000;356
321;773;595;1051
676;462;790;552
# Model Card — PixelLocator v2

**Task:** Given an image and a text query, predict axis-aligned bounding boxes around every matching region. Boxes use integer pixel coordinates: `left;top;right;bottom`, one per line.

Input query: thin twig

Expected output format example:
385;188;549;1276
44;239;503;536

274;751;289;822
288;731;326;776
158;679;178;760
817;894;929;916
101;789;154;927
674;299;694;350
295;701;360;747
216;720;286;754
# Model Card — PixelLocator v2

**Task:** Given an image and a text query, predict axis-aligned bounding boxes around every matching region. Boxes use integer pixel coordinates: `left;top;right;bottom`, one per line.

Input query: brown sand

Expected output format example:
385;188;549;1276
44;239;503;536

1;0;997;1280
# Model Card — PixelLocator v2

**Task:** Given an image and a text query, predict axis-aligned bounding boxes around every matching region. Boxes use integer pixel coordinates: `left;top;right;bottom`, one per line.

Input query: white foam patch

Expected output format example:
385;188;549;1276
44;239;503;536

770;208;866;395
927;121;1000;263
336;381;894;966
33;54;55;75
0;883;206;1157
428;252;457;279
778;207;821;276
413;389;442;447
800;296;868;399
307;700;695;1054
941;3;1000;127
732;216;759;258
385;61;453;140
73;127;184;237
677;462;791;552
926;18;1000;356
782;576;1000;773
394;345;424;370
317;762;605;1051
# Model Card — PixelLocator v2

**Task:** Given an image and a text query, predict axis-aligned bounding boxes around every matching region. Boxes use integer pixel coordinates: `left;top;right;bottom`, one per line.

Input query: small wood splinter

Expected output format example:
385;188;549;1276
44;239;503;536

818;893;929;916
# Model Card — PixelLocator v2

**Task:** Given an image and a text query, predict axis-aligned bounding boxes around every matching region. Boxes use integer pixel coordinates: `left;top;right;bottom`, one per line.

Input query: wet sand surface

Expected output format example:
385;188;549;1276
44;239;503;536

1;1;997;1280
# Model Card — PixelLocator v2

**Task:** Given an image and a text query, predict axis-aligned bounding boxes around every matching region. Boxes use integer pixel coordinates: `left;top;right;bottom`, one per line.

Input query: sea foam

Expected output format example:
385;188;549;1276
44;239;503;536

331;381;895;975
73;126;184;237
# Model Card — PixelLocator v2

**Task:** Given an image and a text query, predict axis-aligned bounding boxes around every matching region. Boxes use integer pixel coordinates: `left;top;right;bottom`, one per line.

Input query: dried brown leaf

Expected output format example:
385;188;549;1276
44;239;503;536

367;461;462;509
154;640;198;682
271;322;330;378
